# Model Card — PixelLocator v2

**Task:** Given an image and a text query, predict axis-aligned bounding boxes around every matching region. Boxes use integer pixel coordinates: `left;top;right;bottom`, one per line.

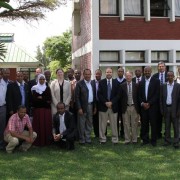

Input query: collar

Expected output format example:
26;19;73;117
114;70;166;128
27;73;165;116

167;81;174;86
16;80;25;86
145;77;151;82
84;79;91;83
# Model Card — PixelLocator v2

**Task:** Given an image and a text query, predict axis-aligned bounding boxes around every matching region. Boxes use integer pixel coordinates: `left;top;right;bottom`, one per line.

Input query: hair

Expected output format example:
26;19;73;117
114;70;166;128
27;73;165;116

158;61;166;66
17;105;26;111
56;68;64;74
95;69;102;73
125;71;133;76
83;69;91;74
56;102;65;108
167;71;174;75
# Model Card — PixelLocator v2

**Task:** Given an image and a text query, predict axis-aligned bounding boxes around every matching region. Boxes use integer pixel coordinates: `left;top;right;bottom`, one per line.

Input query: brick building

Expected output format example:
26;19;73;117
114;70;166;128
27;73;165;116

72;0;180;77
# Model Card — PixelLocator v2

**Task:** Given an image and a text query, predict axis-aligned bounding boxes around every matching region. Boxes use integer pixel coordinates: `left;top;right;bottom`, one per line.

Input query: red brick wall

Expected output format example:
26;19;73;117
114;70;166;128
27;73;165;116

99;17;180;40
80;52;91;71
9;68;16;81
72;0;91;52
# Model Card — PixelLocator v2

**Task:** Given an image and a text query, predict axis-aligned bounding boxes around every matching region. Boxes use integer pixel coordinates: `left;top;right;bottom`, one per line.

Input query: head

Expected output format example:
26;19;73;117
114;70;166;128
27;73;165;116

167;71;174;83
125;71;133;83
0;69;3;79
144;66;152;79
56;69;64;79
16;71;24;84
117;67;124;78
2;68;10;81
135;68;142;78
22;71;29;82
95;69;102;81
44;70;51;82
35;68;42;76
56;102;66;115
74;69;81;81
158;61;166;73
38;74;46;85
17;105;27;120
67;68;74;80
106;67;113;79
83;69;91;81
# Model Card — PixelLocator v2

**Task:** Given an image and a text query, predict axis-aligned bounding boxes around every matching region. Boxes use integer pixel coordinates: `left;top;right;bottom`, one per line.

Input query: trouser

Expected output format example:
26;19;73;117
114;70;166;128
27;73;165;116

0;105;6;143
4;131;37;153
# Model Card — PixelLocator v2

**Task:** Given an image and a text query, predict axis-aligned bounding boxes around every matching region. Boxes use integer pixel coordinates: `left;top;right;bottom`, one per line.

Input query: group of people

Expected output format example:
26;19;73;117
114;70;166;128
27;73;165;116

0;61;180;154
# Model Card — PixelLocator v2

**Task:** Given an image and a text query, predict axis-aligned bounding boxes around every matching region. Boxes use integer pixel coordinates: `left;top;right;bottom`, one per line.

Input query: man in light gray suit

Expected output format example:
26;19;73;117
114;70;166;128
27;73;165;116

160;71;180;149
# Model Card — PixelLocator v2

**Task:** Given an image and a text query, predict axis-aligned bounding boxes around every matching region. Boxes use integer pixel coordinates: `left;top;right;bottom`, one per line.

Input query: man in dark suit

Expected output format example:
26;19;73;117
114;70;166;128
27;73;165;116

152;61;168;139
132;67;143;84
52;102;75;150
160;71;180;148
121;71;140;144
98;67;122;144
116;67;126;139
6;71;29;118
91;69;102;138
75;69;96;144
138;66;160;146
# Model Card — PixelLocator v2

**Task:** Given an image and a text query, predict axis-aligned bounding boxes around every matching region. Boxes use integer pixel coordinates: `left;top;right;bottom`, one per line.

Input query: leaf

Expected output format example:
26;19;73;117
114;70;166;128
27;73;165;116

0;1;14;10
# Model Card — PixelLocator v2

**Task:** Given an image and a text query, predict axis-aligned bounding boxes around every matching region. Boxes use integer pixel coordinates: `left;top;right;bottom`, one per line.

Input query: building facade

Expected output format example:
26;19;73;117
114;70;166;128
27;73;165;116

72;0;180;77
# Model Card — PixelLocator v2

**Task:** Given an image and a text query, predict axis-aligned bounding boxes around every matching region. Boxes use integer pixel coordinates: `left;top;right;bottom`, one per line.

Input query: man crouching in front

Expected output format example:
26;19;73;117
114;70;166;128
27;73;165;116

4;105;37;154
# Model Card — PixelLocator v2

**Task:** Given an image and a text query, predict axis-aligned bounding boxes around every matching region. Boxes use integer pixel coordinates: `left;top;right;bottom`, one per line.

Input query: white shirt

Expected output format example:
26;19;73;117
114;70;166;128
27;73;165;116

84;80;93;103
145;77;151;100
117;77;125;83
136;76;142;83
0;78;7;106
127;82;134;104
166;82;174;105
59;113;66;134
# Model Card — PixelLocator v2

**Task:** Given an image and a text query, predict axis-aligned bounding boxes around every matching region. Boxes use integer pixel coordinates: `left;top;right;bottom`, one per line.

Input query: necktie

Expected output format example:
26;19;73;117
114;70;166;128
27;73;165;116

137;78;140;84
107;80;111;101
160;73;163;85
128;83;132;105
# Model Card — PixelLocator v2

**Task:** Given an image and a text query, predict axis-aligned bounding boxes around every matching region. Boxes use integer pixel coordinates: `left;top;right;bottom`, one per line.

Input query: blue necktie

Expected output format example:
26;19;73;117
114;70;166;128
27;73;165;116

160;73;163;85
107;80;111;101
20;84;25;105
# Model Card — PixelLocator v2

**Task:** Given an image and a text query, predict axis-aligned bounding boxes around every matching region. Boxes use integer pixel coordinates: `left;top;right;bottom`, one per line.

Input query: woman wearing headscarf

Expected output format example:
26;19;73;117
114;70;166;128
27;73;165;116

50;69;71;115
31;74;52;146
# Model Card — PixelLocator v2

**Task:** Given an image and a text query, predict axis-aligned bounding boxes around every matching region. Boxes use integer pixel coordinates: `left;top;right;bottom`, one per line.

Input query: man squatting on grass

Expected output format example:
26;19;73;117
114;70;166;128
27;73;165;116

4;105;37;154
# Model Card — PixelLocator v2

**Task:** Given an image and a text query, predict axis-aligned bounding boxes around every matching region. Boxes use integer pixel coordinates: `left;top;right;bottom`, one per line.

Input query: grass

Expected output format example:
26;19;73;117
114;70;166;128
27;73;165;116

0;133;179;180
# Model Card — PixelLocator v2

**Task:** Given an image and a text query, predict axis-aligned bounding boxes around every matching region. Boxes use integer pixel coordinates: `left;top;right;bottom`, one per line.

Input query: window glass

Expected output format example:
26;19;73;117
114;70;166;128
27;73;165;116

124;0;142;15
126;51;144;62
100;0;117;15
99;51;119;62
151;51;168;62
175;0;180;16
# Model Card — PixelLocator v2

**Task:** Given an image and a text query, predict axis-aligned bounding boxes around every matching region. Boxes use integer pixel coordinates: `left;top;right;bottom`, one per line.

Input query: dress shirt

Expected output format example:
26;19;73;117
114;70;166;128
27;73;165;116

17;81;25;106
95;80;99;100
158;72;165;84
0;78;7;106
136;76;142;83
59;113;66;134
4;113;32;135
106;78;112;88
145;77;151;100
117;77;125;83
166;82;174;105
84;80;93;103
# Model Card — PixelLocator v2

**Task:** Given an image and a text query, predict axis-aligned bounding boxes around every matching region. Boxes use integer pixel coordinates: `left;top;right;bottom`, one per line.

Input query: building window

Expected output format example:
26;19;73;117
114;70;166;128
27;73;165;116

99;0;118;15
175;0;180;16
124;0;143;16
125;51;144;63
151;51;168;63
176;51;180;62
150;0;170;17
99;51;119;63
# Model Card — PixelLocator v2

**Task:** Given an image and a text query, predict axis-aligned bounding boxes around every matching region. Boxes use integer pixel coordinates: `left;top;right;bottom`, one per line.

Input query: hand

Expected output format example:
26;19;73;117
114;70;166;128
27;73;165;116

25;137;33;143
105;102;112;108
37;96;42;99
78;108;83;115
93;107;97;115
54;134;61;141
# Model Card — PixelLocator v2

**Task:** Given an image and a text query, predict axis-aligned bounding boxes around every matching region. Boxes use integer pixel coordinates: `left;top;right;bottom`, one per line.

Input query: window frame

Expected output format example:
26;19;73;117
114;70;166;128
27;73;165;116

125;51;145;63
151;51;169;63
99;51;119;63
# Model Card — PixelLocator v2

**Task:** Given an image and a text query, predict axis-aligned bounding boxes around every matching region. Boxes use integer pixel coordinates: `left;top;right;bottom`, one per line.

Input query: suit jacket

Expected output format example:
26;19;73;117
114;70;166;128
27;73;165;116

52;111;75;140
120;82;139;114
75;79;96;113
28;79;37;107
160;82;180;118
152;72;168;83
116;77;126;85
138;77;160;108
6;81;29;114
50;79;71;115
98;78;121;113
132;76;144;84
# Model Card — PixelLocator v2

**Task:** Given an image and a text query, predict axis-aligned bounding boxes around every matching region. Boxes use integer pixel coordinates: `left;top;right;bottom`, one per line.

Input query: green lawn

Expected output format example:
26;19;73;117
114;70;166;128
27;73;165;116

0;135;179;180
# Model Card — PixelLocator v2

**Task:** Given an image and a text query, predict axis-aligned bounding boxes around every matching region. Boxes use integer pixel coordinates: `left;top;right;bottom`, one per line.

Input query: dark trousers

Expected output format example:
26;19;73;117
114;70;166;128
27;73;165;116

164;107;179;144
117;110;124;137
141;108;157;143
55;139;75;150
93;102;99;137
156;107;163;138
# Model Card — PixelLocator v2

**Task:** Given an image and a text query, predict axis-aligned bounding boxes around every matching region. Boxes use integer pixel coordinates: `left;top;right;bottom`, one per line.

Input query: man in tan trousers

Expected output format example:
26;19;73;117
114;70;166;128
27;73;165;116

4;105;37;153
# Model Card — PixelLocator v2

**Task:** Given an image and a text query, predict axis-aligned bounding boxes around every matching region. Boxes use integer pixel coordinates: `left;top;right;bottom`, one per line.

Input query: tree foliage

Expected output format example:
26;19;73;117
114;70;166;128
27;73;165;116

43;30;72;69
0;0;68;22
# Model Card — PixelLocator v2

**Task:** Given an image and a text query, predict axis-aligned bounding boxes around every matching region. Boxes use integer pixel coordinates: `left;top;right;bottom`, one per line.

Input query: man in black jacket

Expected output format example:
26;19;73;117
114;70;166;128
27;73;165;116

52;102;75;150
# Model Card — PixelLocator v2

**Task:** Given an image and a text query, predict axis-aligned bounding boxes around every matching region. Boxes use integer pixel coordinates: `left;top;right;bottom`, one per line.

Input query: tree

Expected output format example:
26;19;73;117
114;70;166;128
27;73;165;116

42;30;72;69
0;41;7;61
0;0;68;22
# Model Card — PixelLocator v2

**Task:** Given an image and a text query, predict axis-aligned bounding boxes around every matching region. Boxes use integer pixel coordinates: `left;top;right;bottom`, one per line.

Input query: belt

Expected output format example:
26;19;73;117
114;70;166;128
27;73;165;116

88;102;93;105
127;104;134;106
166;104;172;107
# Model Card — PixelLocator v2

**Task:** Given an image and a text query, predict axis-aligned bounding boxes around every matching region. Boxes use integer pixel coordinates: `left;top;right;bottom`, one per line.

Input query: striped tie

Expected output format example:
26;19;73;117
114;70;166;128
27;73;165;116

128;83;132;105
160;73;163;85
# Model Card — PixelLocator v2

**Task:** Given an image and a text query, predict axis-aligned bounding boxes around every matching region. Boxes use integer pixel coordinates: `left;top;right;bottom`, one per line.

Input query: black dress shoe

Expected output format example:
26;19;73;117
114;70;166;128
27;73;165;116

141;142;149;146
86;141;92;145
124;142;130;145
151;142;157;147
163;142;171;146
99;142;106;145
79;142;85;145
174;143;179;149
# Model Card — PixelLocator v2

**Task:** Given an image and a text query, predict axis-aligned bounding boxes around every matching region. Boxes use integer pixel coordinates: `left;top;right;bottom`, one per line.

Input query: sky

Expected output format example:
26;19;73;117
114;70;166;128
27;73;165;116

0;1;72;57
